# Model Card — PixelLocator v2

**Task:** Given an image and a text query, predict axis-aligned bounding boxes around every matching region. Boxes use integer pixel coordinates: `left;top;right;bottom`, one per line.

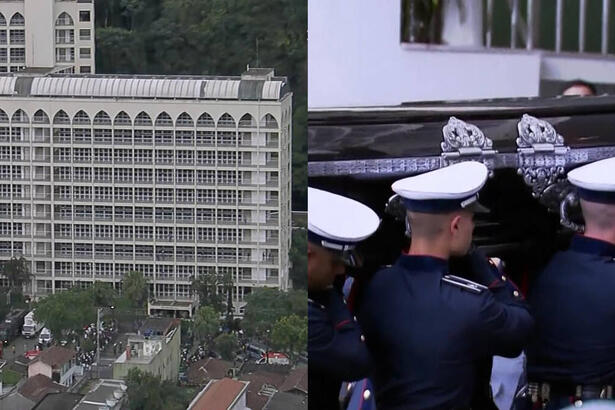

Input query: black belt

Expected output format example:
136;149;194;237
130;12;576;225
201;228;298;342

529;381;614;404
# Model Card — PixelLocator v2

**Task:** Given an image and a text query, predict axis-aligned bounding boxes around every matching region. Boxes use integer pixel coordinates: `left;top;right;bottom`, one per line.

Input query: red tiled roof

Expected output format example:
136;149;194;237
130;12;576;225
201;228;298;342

19;374;67;402
187;358;233;385
189;378;248;410
31;346;75;368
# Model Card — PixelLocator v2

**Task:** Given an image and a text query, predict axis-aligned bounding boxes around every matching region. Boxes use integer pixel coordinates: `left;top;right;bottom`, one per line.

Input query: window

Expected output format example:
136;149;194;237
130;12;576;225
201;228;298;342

9;48;24;63
155;188;173;203
79;48;91;59
55;47;74;63
135;188;153;202
154;130;173;145
176;113;193;127
134;169;153;183
176;170;194;184
155;227;174;241
114;168;133;183
93;168;112;183
197;170;215;185
10;29;24;45
217;113;236;128
79;29;90;40
115;187;133;202
197;151;215;165
155;112;173;127
198;227;215;241
134;207;153;221
95;263;113;277
10;13;24;26
176;189;194;204
135;226;153;240
80;66;91;74
114;112;131;126
197;189;215;204
155;208;173;222
94;186;112;201
218;151;237;165
56;12;74;26
115;225;133;240
94;206;112;220
74;186;91;200
218;190;237;204
196;131;214;146
176;208;194;222
94;148;112;164
175;150;193;165
94;225;113;240
53;110;71;125
156;169;173;184
79;11;91;22
0;13;6;26
176;227;194;241
93;111;111;125
134;129;152;145
0;49;6;62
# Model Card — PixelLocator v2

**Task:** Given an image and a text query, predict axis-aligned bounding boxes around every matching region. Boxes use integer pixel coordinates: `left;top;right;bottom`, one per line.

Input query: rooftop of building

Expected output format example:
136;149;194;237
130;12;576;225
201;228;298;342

72;379;127;410
187;357;233;386
31;392;83;410
138;317;175;336
18;374;67;403
30;346;75;369
263;391;307;410
278;365;308;395
187;378;249;410
0;68;290;101
114;319;179;365
240;370;286;410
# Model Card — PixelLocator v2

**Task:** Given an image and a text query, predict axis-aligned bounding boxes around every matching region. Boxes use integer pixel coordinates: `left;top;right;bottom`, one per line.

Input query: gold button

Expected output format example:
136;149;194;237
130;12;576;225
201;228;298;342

363;389;371;400
360;335;365;342
513;290;519;297
347;383;352;392
501;275;507;281
353;316;357;322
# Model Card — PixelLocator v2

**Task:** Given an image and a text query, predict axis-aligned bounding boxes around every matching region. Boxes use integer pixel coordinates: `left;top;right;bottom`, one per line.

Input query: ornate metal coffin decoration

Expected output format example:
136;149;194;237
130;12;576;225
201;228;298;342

559;190;584;233
441;117;497;174
516;114;570;211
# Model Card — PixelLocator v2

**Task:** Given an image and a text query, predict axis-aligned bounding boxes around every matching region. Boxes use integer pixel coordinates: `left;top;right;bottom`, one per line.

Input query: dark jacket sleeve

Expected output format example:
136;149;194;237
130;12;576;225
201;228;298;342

308;289;373;381
477;290;534;358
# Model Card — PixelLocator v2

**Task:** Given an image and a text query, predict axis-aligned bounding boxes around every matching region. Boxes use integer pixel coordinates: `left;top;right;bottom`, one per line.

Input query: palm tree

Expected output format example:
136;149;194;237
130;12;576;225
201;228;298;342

2;256;31;294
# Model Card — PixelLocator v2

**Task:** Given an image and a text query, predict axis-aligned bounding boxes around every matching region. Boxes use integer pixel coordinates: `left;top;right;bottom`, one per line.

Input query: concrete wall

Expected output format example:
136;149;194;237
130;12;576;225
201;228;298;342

28;361;51;379
113;324;181;382
308;0;541;107
25;0;53;67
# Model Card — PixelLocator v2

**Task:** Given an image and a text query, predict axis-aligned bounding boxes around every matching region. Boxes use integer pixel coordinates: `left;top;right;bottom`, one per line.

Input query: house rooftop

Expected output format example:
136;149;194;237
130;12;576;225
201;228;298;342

187;378;249;410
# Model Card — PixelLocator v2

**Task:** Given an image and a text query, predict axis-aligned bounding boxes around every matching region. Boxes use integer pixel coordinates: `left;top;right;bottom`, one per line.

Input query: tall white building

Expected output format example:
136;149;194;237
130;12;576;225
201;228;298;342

0;0;95;74
0;68;292;316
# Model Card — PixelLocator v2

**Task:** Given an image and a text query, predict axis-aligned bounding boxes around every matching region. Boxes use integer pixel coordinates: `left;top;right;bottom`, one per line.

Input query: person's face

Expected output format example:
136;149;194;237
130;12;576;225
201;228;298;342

308;242;346;291
562;84;594;96
449;211;475;256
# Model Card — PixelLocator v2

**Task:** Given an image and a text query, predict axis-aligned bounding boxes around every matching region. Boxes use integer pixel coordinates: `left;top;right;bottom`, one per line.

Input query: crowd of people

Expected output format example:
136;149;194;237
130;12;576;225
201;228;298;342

308;157;615;410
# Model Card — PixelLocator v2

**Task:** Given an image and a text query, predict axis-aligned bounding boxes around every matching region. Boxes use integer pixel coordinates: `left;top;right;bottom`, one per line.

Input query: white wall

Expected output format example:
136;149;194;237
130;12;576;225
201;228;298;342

25;0;53;68
308;0;542;108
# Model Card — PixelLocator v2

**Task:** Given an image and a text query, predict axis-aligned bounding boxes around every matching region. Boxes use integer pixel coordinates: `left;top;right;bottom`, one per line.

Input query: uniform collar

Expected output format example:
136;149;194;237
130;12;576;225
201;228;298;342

396;254;449;274
570;235;615;258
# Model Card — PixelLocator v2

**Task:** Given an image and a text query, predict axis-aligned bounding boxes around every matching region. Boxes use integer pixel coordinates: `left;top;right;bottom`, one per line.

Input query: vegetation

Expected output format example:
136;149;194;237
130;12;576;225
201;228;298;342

95;0;307;210
33;288;98;338
270;314;307;357
1;257;32;292
1;369;22;385
213;333;239;361
193;306;219;347
289;228;307;289
125;368;190;410
242;288;307;340
121;271;148;309
191;271;233;315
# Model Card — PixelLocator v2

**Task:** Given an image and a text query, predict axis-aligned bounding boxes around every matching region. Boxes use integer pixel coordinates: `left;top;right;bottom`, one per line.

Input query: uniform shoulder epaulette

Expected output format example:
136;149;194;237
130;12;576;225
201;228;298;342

442;274;487;294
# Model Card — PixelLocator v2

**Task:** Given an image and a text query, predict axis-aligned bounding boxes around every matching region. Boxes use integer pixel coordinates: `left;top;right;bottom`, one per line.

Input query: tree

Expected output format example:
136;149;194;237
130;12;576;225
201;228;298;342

33;288;97;337
191;271;232;315
193;306;219;347
289;229;307;289
242;288;306;339
121;271;148;309
88;281;117;307
1;257;31;293
270;314;307;358
125;368;187;410
213;333;238;361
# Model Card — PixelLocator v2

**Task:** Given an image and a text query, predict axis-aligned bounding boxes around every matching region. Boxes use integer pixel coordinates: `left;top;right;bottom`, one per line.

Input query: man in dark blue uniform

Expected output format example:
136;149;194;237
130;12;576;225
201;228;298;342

527;157;615;409
358;161;534;409
308;187;380;410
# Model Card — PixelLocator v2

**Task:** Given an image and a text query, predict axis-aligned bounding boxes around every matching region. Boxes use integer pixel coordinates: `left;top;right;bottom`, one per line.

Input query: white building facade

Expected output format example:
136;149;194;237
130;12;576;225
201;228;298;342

0;0;95;73
0;68;292;316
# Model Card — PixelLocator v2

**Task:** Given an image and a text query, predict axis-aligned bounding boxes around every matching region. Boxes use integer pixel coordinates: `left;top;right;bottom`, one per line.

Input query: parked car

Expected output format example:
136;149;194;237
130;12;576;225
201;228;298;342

39;328;53;346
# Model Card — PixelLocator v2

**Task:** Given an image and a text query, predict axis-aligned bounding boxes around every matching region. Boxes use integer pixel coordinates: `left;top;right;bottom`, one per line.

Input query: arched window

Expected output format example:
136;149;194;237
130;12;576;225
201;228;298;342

238;114;256;128
176;112;193;127
0;13;6;26
155;112;173;127
93;111;111;125
55;12;73;26
217;113;236;128
33;110;50;124
53;110;70;125
0;109;8;123
11;109;28;123
73;110;90;125
135;112;152;126
260;114;278;128
114;111;131;126
9;13;24;26
196;113;214;127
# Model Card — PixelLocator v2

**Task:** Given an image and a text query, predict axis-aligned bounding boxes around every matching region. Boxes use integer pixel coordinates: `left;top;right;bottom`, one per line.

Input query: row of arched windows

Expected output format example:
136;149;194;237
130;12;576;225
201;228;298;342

0;109;279;129
0;13;24;27
0;12;75;27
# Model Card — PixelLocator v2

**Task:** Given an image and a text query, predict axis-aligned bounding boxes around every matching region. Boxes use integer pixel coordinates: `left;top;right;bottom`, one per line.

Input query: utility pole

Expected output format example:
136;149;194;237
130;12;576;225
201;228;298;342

96;307;101;379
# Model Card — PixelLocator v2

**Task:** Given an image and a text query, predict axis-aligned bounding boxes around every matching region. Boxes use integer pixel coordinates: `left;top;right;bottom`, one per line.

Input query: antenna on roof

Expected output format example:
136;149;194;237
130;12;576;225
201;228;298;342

256;38;260;67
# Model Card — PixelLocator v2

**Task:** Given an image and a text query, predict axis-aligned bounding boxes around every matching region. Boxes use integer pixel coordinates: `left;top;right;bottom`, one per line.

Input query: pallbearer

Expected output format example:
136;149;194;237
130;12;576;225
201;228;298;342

527;157;615;409
308;187;380;410
358;161;533;409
